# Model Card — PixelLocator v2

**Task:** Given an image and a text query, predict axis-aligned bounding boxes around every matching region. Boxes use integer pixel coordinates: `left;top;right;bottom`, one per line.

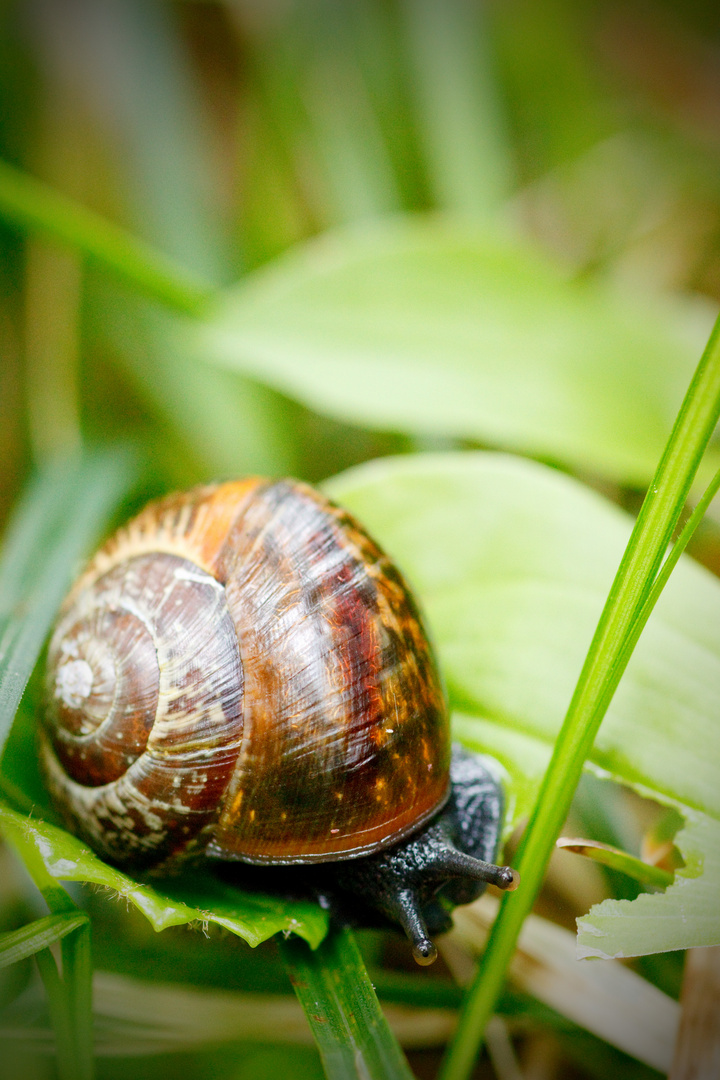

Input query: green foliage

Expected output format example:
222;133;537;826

0;913;88;969
200;219;712;486
0;451;140;759
2;2;720;1079
280;926;416;1080
0;804;327;949
328;449;720;959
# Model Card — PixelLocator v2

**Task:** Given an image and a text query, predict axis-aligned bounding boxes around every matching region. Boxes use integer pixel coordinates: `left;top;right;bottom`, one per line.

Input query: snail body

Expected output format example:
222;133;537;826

42;478;517;963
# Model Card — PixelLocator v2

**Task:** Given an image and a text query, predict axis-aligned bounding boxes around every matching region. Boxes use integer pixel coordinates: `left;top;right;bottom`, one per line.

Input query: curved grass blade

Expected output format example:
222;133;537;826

0;912;88;968
0;159;213;316
555;839;673;890
0;448;139;761
280;924;415;1080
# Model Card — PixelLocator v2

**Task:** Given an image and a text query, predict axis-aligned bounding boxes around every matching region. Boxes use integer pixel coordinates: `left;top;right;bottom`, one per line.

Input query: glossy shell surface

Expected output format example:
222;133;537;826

42;479;450;868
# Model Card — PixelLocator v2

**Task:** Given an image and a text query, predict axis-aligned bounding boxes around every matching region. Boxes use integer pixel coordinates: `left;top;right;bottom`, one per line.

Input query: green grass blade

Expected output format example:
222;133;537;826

401;0;513;215
555;839;674;889
299;2;402;224
0;159;213;316
0;462;73;616
280;924;415;1080
596;464;720;721
439;314;720;1080
35;946;76;1080
0;913;88;968
3;809;95;1077
0;448;139;760
62;920;94;1080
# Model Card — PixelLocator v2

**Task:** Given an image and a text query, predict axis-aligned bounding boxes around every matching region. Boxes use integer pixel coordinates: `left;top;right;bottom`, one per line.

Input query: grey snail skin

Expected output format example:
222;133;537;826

41;477;519;965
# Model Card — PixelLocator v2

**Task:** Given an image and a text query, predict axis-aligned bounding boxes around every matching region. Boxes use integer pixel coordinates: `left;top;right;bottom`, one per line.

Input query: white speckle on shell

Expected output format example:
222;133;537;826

55;659;94;709
173;564;223;590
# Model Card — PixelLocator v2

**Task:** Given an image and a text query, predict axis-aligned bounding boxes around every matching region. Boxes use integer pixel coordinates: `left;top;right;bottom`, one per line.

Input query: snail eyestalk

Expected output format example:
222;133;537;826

498;867;520;891
413;940;438;967
388;889;438;966
423;849;520;891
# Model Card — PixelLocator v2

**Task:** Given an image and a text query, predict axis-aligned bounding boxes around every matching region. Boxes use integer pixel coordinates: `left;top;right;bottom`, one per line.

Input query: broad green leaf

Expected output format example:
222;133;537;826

0;803;327;950
325;451;720;957
0;449;139;760
198;217;715;485
577;813;720;959
0;913;88;968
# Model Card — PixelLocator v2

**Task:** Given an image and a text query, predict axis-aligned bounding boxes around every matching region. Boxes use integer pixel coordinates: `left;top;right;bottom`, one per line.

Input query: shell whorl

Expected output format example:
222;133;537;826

43;542;246;867
42;479;450;868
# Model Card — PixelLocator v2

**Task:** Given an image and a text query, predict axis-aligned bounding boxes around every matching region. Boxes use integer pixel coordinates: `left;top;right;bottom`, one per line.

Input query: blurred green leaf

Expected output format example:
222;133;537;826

490;0;617;176
0;449;139;760
0;159;212;316
297;0;403;225
0;803;327;950
62;0;304;480
0;912;88;968
85;0;228;283
0;774;94;1079
89;293;301;480
199;218;715;485
3;968;454;1061
402;0;513;214
326;451;720;955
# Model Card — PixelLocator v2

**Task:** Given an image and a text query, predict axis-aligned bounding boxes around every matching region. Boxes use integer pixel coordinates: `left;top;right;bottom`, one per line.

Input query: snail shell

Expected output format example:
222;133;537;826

41;479;449;870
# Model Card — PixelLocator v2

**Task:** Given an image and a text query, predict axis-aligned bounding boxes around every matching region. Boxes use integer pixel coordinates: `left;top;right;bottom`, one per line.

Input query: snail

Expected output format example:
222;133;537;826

41;478;518;964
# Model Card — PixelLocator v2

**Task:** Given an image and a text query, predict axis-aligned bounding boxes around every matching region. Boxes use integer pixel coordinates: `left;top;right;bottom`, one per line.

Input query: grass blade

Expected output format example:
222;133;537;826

0;913;88;968
280;924;415;1080
62;920;94;1080
3;810;95;1079
440;314;720;1080
555;839;674;890
35;946;77;1080
401;0;513;215
0;158;213;316
0;448;139;760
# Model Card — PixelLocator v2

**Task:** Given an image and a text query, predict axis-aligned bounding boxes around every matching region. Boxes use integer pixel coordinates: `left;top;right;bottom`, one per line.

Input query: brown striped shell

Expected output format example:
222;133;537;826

41;479;450;870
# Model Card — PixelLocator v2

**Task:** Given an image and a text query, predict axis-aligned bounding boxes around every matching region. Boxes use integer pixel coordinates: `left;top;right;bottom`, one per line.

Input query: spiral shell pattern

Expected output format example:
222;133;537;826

42;479;449;868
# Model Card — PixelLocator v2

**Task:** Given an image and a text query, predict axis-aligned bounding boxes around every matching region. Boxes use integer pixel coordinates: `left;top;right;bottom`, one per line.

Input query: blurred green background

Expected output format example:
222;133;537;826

2;0;720;522
2;1;720;1078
